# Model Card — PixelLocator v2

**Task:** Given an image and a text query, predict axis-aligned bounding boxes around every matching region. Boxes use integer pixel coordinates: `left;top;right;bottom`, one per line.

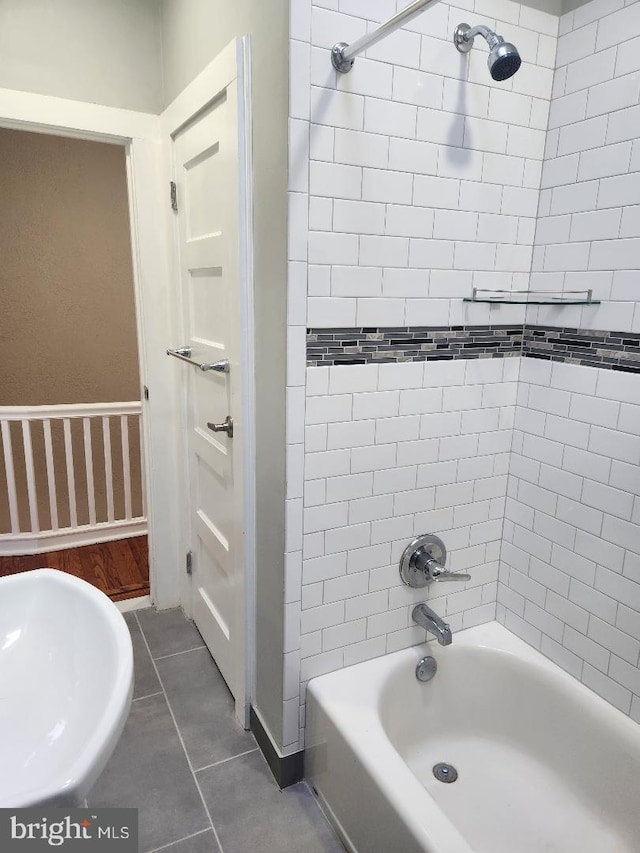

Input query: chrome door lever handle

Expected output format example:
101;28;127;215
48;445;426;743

207;416;234;438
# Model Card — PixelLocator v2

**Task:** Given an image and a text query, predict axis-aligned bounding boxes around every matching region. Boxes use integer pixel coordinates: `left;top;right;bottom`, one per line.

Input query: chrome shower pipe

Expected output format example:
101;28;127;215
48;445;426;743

331;0;442;73
456;23;502;49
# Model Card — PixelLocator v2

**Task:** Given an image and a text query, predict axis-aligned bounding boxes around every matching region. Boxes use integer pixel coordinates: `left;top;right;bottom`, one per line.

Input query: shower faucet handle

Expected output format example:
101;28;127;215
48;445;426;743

427;563;471;582
399;534;471;588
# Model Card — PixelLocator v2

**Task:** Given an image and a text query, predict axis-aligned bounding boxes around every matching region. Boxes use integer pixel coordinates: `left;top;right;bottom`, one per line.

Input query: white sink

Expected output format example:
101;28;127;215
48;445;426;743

0;568;133;807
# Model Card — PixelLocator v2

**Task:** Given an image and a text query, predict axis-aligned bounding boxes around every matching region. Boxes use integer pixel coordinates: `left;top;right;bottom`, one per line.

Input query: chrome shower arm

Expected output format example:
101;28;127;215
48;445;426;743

463;24;503;48
332;0;442;73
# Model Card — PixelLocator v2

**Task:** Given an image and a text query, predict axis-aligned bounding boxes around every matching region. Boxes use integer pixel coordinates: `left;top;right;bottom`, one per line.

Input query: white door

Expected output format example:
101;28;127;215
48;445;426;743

165;42;250;715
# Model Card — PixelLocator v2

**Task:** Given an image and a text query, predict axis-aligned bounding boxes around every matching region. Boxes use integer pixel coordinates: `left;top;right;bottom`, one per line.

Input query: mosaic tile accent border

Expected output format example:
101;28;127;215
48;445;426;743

307;325;640;373
307;325;523;366
522;326;640;373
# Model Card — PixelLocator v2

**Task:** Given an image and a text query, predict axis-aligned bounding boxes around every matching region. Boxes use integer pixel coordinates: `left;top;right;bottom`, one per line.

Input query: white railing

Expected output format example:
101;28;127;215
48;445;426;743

0;402;146;555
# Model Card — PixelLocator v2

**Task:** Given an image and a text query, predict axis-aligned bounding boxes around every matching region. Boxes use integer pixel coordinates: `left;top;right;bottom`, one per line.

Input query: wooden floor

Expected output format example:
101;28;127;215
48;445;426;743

0;536;149;602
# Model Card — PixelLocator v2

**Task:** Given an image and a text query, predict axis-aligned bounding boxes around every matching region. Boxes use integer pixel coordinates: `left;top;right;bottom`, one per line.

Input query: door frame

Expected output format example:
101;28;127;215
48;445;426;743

161;38;256;725
0;87;183;608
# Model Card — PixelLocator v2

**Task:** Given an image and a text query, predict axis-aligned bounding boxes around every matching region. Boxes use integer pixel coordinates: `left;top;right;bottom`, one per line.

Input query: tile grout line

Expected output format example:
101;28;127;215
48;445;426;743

134;611;226;853
193;747;259;775
146;827;212;853
132;690;164;703
153;645;207;662
135;613;343;847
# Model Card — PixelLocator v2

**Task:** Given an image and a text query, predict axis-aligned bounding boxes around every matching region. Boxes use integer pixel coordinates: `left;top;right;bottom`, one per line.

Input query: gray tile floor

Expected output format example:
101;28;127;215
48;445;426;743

90;607;344;853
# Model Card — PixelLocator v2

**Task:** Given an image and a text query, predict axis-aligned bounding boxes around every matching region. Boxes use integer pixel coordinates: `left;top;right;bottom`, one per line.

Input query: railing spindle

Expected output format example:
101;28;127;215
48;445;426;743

1;420;20;534
102;416;115;523
62;418;77;529
21;419;40;534
83;417;97;526
42;419;59;531
121;415;132;520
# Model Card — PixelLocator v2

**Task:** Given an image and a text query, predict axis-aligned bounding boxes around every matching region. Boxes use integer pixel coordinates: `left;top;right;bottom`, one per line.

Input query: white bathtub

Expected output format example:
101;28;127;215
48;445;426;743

305;621;640;853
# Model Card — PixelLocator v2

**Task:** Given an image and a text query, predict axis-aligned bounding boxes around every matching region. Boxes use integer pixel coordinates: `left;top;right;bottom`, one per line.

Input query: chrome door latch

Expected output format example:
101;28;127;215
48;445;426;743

207;416;234;438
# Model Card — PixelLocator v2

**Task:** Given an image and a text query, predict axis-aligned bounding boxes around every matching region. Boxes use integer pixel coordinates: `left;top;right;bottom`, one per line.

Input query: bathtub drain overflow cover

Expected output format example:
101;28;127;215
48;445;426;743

433;763;458;783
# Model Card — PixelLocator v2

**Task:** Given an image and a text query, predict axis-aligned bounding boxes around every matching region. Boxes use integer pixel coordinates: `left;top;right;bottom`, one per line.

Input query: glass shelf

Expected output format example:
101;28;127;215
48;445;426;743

463;298;602;305
463;288;600;306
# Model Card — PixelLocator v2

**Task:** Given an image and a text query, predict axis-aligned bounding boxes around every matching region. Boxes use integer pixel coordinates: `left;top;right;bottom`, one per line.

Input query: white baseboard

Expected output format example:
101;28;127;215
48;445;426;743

0;519;147;556
115;595;152;613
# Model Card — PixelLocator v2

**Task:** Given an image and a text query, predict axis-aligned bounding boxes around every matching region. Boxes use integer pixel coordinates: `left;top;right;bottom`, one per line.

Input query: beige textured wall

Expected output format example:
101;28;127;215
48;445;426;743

0;128;142;533
0;128;140;405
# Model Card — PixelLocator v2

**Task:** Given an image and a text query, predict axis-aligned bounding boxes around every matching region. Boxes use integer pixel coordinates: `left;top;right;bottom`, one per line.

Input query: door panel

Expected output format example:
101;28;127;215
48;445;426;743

171;75;244;705
189;269;226;344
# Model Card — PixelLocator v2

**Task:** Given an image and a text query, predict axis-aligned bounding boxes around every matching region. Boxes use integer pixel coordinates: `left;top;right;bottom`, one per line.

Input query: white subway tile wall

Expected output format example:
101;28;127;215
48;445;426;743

530;0;640;332
284;0;557;750
283;0;640;753
500;359;640;718
299;357;515;706
300;0;557;330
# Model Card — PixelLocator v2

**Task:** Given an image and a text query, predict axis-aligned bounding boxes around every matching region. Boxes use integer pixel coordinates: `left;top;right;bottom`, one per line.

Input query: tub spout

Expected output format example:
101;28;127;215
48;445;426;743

412;603;452;646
